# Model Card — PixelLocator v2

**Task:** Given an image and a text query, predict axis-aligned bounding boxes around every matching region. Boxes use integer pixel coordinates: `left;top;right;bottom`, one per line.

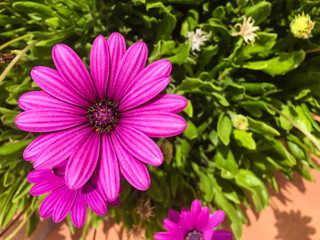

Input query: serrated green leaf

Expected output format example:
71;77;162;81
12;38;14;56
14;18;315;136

233;129;256;150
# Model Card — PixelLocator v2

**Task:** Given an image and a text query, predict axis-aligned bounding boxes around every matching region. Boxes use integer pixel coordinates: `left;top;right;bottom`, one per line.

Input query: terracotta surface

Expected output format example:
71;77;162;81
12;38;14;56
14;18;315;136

1;167;320;240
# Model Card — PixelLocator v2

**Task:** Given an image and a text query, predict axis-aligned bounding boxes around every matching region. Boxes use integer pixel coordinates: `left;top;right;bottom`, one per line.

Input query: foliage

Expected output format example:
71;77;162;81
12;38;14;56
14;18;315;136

1;0;320;239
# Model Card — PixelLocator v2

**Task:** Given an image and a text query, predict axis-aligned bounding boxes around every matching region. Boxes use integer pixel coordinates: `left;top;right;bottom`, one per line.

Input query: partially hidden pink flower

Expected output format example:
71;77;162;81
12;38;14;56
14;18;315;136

16;33;187;200
155;199;232;240
27;161;120;228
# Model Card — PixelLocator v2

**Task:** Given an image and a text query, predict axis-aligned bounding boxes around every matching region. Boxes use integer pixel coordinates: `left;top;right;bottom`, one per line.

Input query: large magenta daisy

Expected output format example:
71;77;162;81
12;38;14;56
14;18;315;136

155;199;232;240
28;161;120;227
16;33;187;201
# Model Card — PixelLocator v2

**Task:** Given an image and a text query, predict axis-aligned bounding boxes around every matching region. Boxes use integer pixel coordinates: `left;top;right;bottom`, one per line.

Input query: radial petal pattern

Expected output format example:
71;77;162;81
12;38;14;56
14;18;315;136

155;199;232;240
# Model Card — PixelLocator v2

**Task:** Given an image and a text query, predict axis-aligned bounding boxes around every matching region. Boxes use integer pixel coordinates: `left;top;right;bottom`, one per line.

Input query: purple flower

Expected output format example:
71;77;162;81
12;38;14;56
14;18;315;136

16;33;187;200
27;161;120;228
155;199;233;240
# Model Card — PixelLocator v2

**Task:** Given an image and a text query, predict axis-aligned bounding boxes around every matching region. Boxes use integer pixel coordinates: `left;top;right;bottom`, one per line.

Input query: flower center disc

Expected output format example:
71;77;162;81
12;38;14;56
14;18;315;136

185;230;203;240
87;99;119;133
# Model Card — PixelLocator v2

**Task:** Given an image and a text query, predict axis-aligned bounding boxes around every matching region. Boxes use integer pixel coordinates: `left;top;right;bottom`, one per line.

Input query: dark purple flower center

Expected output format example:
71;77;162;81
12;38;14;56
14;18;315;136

185;230;203;240
87;99;119;133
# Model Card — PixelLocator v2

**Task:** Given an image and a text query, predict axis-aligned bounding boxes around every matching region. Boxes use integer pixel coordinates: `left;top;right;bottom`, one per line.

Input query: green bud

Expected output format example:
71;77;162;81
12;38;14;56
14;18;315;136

290;12;315;39
231;114;249;131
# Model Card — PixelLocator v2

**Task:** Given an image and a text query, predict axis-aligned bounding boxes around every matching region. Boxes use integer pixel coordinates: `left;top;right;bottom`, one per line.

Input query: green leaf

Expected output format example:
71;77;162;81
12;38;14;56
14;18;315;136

0;140;32;156
214;145;238;178
244;1;271;25
27;211;40;237
199;170;214;202
12;2;54;17
242;50;305;76
184;120;198;140
180;9;199;36
248;117;280;136
233;129;256;150
183;99;193;117
166;42;191;64
217;113;232;145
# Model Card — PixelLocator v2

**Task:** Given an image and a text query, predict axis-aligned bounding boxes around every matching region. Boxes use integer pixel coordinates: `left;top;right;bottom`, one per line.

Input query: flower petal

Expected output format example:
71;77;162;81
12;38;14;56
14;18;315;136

203;230;233;240
106;32;126;99
191;199;202;224
84;184;108;216
127;94;187;114
71;189;87;228
113;42;148;102
111;132;150;190
39;186;66;218
90;35;109;100
18;91;87;114
195;206;210;232
52;44;97;103
30;175;64;196
65;131;100;190
31;66;90;108
23;134;54;161
115;125;163;166
120;111;187;138
15;110;87;133
154;232;183;240
168;209;181;223
180;208;194;232
97;134;120;201
27;169;53;183
52;188;77;223
204;210;225;231
33;125;91;169
163;219;183;234
118;76;170;111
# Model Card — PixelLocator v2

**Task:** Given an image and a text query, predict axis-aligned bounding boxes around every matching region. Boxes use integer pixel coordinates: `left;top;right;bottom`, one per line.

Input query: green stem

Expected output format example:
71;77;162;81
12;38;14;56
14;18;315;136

0;33;32;51
267;104;320;151
5;207;36;240
0;39;39;84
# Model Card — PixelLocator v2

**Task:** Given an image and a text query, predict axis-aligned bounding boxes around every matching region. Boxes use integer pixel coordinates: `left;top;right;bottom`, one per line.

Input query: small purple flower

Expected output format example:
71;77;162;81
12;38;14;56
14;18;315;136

155;199;233;240
16;33;187;200
27;161;120;228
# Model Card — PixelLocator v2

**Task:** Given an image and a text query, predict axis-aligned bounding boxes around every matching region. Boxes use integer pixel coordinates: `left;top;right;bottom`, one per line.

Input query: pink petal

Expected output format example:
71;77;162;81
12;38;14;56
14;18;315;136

52;44;97;103
113;42;148;102
30;175;64;196
27;169;53;183
127;94;187;114
163;219;183;234
120;111;187;138
107;197;120;207
111;132;150;190
84;184;108;216
118;76;170;111
106;32;126;99
154;232;183;240
31;67;90;108
39;186;67;218
204;210;225;231
180;209;194;232
191;199;202;224
97;134;120;201
33;125;91;169
65;132;101;190
15;110;87;132
90;35;109;100
168;209;181;223
195;206;210;232
71;189;87;228
52;188;77;223
18;91;87;114
203;230;233;240
115;125;163;166
23;134;54;161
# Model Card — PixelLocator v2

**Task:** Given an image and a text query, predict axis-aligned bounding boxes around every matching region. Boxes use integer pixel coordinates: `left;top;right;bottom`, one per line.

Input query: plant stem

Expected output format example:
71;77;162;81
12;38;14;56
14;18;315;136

0;33;32;51
305;48;320;54
5;207;36;240
267;104;320;151
0;203;31;238
0;39;39;84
